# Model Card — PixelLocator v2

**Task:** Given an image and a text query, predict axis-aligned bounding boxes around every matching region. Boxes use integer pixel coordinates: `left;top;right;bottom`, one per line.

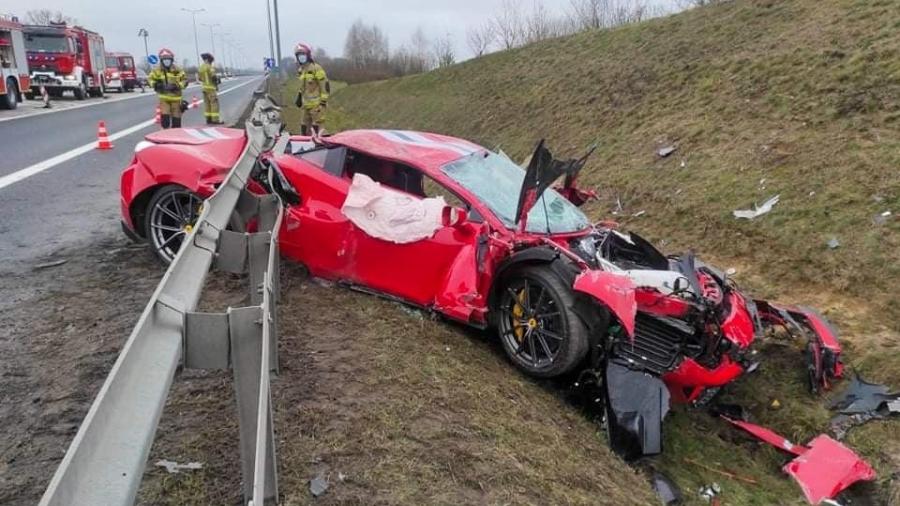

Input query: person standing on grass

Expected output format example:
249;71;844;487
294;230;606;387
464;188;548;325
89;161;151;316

293;42;330;136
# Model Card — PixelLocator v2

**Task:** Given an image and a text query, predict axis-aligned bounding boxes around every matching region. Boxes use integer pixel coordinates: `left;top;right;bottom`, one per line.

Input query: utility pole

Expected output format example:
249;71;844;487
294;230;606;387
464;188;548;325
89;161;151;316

265;0;275;68
201;22;220;60
137;28;150;71
181;7;205;68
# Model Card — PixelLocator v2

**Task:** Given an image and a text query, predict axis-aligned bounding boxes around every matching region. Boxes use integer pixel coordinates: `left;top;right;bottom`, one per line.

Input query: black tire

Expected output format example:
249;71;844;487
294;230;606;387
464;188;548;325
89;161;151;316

2;79;17;110
496;265;590;378
144;185;204;264
24;91;34;100
74;82;87;100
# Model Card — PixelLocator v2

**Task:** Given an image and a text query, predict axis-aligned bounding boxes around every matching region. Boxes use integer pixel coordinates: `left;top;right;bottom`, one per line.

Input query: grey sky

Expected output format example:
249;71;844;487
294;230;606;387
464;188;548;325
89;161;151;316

2;0;680;68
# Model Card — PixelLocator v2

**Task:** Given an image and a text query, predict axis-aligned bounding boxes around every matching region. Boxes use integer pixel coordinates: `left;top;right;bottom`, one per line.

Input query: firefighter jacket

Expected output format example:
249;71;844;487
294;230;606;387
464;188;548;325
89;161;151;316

198;62;218;92
297;62;329;109
149;66;187;102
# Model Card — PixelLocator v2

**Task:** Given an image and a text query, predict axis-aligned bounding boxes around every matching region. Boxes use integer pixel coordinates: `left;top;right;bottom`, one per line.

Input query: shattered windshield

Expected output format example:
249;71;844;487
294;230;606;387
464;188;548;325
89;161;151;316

442;151;591;234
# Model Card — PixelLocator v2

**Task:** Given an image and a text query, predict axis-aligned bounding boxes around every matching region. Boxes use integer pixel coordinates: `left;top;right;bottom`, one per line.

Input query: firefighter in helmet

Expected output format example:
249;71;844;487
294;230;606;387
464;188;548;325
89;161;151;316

148;48;187;128
198;52;223;125
293;43;329;135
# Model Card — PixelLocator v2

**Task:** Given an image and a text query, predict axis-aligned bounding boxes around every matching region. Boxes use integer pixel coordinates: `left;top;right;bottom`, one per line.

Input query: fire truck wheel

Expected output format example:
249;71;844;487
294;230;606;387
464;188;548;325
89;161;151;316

2;79;18;110
74;82;87;100
24;92;34;100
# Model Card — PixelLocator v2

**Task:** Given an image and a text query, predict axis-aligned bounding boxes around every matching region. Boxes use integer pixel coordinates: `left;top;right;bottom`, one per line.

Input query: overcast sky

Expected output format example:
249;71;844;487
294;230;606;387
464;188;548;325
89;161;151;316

2;0;681;68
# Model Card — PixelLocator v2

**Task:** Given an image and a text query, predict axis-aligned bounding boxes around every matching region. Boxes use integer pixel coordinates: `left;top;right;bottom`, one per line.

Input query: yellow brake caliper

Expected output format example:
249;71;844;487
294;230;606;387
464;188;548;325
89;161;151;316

512;289;527;343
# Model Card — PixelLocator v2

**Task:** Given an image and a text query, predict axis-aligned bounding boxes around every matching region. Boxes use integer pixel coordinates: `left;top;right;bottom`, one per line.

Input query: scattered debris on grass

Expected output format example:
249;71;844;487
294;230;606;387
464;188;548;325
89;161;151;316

698;482;722;503
658;146;677;158
632;210;646;217
309;474;329;497
651;472;682;505
684;457;758;485
33;259;68;270
733;195;780;220
827;238;840;250
828;375;900;440
154;460;203;474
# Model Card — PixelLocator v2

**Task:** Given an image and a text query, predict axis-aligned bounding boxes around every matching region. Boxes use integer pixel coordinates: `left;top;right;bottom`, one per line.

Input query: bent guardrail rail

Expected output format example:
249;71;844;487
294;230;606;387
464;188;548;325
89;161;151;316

39;90;285;506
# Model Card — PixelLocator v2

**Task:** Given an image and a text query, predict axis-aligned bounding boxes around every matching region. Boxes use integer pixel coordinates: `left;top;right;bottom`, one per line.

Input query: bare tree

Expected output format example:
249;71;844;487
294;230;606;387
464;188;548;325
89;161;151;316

343;19;390;68
466;22;494;57
432;33;455;68
491;0;525;50
568;0;606;30
523;1;571;44
410;27;433;70
26;9;77;25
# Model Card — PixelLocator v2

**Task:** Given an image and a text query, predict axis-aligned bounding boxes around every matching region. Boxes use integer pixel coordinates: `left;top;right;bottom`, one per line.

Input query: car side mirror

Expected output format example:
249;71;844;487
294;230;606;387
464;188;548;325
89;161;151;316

442;206;468;228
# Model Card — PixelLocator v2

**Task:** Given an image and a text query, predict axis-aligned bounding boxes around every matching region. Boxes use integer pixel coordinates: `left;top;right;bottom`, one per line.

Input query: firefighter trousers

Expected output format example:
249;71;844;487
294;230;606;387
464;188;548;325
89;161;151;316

203;89;220;123
159;98;183;129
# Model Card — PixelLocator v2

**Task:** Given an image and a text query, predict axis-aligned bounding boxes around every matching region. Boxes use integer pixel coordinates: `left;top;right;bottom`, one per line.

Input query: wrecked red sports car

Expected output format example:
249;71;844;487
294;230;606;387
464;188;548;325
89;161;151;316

120;126;845;459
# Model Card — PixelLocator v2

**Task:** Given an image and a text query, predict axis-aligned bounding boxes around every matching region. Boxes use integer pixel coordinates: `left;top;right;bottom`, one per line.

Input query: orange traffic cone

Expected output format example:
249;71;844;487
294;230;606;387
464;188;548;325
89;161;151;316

191;95;200;109
154;105;161;124
96;121;113;150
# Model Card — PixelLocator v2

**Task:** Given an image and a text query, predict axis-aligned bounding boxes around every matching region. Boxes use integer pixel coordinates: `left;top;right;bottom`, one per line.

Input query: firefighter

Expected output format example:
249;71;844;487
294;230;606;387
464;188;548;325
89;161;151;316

198;52;222;125
293;43;329;135
148;48;187;129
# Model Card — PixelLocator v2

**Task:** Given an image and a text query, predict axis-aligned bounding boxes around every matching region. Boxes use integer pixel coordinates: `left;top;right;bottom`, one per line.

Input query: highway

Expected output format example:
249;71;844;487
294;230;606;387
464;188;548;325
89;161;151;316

0;75;264;271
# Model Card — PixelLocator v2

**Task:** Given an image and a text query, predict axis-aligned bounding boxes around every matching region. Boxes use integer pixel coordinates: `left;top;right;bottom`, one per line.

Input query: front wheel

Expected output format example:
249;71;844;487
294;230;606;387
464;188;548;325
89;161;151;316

496;265;590;378
144;185;204;264
74;82;87;100
2;79;18;109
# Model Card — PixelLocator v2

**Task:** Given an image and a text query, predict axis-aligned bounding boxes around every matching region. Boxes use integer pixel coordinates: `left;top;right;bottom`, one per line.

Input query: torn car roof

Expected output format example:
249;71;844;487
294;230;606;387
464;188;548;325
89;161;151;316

325;130;486;173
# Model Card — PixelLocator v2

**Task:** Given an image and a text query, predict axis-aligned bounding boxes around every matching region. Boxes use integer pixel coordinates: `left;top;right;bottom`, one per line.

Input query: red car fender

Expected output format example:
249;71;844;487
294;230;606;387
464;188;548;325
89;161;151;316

572;270;637;337
720;291;756;349
663;355;745;403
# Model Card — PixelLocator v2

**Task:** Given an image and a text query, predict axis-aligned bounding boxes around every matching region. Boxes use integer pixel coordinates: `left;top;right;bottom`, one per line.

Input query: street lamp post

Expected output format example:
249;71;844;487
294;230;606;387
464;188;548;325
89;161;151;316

137;28;150;70
181;7;205;68
265;0;275;68
201;22;220;59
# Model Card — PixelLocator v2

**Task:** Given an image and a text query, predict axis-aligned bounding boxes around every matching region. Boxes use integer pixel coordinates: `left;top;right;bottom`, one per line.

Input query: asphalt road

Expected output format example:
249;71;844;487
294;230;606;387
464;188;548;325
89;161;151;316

0;75;264;272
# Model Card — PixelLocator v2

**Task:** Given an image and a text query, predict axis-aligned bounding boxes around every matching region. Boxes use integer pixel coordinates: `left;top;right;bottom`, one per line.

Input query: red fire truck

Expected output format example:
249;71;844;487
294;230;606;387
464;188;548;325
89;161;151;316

104;52;137;92
0;16;30;110
23;22;106;100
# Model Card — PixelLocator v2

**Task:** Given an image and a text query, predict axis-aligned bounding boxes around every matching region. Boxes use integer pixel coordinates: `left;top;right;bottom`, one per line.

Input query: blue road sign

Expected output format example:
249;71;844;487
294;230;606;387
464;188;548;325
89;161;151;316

147;54;159;65
263;57;275;70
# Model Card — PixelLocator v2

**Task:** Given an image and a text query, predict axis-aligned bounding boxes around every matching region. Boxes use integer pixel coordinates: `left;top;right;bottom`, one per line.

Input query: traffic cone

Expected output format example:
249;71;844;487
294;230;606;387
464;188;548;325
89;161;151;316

96;121;113;150
154;105;161;124
191;95;200;109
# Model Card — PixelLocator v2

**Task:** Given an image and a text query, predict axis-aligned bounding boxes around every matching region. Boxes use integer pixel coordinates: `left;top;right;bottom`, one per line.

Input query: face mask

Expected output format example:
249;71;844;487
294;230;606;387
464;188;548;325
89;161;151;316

296;54;308;64
161;58;173;68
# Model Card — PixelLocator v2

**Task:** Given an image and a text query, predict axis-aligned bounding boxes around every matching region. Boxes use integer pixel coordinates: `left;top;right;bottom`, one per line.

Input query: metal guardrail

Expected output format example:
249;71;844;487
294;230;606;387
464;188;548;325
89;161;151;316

39;91;286;506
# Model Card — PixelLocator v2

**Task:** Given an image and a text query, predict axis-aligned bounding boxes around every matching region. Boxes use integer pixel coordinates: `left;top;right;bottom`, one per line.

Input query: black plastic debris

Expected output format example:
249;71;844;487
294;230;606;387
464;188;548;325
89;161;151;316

828;374;900;440
605;361;670;459
652;471;683;505
708;403;748;421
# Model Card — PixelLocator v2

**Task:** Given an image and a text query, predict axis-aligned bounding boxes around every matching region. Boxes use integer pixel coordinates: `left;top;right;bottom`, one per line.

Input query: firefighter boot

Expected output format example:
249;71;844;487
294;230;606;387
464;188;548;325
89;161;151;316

171;117;182;128
160;115;171;129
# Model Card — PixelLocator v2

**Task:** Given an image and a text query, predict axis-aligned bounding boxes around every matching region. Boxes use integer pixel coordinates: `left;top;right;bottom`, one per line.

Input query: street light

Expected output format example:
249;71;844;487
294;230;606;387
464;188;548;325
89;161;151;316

181;7;205;68
137;28;150;70
201;22;220;58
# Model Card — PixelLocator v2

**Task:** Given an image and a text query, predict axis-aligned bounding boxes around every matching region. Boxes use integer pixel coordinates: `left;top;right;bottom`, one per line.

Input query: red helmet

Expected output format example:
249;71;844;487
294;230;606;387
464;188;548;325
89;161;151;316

158;48;175;59
293;43;311;57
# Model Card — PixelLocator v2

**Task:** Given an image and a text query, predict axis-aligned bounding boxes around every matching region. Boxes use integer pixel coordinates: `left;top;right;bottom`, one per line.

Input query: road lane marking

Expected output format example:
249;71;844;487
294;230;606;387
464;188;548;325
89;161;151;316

0;77;256;124
0;77;263;191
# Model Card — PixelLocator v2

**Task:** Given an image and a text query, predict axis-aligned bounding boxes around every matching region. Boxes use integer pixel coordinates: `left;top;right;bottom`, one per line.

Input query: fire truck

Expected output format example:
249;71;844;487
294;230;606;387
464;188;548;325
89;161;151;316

0;16;30;110
23;22;106;100
104;52;137;92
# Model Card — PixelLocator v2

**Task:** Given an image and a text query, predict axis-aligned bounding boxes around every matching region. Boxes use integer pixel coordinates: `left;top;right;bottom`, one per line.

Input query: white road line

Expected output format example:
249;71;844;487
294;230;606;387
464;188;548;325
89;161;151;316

0;77;262;192
0;77;256;124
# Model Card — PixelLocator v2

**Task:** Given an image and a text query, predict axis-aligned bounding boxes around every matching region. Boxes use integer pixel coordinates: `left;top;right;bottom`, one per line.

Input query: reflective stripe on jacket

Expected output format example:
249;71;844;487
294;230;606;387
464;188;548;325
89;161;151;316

148;66;187;102
298;62;329;108
198;63;217;91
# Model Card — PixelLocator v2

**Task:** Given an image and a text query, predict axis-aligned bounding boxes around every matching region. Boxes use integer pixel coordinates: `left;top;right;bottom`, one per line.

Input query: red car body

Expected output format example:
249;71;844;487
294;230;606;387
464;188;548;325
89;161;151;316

120;126;844;458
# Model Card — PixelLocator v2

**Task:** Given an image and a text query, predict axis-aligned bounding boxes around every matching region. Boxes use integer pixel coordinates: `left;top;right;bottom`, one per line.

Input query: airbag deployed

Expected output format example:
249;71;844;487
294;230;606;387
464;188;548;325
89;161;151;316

341;173;446;244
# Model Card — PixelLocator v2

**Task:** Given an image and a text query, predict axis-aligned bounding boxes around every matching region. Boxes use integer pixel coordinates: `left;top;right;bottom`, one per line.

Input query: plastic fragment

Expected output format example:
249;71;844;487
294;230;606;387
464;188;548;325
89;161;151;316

733;195;780;220
658;146;677;157
827;238;840;249
155;459;203;474
310;474;329;497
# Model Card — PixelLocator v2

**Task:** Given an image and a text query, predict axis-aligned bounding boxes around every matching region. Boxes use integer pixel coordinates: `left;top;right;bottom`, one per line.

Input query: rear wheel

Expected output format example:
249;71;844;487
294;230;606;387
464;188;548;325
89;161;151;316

2;79;17;109
145;185;204;264
74;81;87;100
497;265;590;378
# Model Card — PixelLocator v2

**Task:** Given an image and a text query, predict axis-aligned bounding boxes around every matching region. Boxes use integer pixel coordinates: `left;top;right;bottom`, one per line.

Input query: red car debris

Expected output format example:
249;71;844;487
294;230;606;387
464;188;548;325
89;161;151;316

119;125;869;500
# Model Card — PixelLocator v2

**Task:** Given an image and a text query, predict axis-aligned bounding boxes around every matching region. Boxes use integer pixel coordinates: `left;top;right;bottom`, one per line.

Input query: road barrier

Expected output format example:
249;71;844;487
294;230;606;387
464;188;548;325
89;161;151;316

39;88;285;506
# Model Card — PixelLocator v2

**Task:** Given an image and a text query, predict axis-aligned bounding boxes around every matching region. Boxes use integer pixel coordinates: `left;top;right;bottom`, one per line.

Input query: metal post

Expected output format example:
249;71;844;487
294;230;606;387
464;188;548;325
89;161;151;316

138;28;150;69
272;0;282;69
265;0;275;67
181;8;206;68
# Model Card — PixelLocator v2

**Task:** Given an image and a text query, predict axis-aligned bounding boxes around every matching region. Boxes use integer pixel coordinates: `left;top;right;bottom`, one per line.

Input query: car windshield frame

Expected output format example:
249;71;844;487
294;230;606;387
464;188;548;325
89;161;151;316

441;151;592;234
25;34;70;53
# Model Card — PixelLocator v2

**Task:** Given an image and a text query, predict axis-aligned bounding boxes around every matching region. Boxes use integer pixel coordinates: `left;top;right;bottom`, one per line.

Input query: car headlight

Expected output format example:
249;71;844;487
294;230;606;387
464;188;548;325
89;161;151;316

63;74;77;81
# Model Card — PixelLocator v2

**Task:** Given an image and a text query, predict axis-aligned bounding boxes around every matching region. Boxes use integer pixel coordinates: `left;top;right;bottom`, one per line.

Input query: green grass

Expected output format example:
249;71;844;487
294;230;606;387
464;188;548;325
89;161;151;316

274;0;900;503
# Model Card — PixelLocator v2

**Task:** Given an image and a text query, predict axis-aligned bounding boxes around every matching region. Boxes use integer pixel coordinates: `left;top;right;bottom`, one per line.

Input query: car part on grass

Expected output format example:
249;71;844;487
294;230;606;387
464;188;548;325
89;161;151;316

309;474;329;497
697;482;721;503
733;195;780;220
684;457;758;485
657;146;677;158
651;471;682;505
155;459;204;474
604;361;670;459
723;417;876;504
828;374;900;440
39;90;285;506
